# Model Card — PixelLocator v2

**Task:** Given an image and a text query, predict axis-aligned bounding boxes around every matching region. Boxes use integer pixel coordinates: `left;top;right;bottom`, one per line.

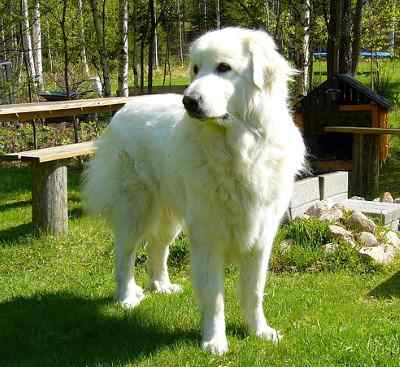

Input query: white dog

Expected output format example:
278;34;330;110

83;27;305;355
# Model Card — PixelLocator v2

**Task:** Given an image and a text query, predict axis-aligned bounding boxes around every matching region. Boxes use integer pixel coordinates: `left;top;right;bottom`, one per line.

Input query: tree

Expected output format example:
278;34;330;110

77;0;90;77
20;0;36;89
339;0;352;74
117;0;129;96
32;0;43;90
89;0;111;96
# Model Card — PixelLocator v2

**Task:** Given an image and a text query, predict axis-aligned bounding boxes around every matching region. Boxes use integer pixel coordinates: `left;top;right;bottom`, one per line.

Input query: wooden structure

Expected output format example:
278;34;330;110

325;127;400;198
0;97;140;235
1;142;97;235
294;74;391;169
0;96;137;122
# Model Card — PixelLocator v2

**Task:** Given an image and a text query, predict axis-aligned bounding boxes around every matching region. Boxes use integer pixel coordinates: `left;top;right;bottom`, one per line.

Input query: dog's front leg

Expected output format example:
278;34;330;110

191;242;228;355
238;245;281;342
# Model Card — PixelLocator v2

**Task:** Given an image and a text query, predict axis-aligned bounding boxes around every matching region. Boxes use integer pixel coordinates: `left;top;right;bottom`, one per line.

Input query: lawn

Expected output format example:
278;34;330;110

1;166;400;367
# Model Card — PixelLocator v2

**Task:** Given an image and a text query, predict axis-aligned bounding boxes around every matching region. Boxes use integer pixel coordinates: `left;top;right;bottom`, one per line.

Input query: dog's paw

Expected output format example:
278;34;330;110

255;325;282;343
201;336;229;355
118;285;145;309
149;280;183;294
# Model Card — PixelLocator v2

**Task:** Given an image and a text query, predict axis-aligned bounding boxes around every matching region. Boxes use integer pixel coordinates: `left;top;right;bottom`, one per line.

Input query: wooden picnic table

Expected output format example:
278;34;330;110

324;126;400;198
0;97;143;235
0;96;137;122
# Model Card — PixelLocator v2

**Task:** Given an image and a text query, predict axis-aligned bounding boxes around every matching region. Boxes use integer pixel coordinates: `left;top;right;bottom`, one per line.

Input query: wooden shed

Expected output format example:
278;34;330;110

294;74;391;170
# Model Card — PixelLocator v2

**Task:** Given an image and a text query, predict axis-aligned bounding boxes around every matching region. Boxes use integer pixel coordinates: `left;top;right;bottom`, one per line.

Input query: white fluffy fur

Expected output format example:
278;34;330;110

83;27;305;355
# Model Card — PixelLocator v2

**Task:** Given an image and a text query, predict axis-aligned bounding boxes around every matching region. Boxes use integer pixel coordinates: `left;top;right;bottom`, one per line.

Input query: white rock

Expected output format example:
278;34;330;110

350;196;365;201
305;200;330;218
384;231;400;249
359;245;395;264
348;211;376;233
319;207;344;222
382;192;394;203
394;198;400;204
373;197;381;202
280;239;294;254
329;225;356;247
324;242;339;254
358;231;378;247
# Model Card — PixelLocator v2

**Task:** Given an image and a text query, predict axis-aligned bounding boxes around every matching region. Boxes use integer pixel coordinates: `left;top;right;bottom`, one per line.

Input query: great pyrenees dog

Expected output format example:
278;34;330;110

83;27;305;354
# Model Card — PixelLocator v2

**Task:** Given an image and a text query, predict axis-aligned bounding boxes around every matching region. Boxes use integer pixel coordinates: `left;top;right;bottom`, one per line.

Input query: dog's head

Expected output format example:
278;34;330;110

183;27;294;123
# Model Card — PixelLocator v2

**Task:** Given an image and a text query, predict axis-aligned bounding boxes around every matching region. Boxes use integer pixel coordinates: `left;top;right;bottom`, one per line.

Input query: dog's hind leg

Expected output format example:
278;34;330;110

238;243;282;343
114;223;145;309
147;216;183;294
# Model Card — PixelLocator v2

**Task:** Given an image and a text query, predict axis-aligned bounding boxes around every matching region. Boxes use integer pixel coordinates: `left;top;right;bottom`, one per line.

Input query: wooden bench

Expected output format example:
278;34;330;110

1;141;97;235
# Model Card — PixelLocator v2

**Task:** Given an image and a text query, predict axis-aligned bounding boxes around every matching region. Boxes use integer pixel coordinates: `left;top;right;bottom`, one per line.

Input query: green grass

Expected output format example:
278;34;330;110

1;166;400;366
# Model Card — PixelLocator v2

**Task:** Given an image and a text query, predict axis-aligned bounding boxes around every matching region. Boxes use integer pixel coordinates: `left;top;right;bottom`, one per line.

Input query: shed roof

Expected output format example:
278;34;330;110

298;74;391;110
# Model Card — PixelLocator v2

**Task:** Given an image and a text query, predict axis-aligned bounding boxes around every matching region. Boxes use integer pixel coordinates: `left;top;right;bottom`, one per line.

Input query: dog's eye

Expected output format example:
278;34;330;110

216;63;231;73
193;65;199;75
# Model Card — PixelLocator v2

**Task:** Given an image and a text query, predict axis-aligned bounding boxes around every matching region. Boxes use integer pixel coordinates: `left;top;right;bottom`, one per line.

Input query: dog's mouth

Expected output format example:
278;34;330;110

187;111;230;122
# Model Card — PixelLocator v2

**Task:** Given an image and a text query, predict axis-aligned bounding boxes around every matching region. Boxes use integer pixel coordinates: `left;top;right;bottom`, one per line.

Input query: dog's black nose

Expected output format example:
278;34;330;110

183;95;201;114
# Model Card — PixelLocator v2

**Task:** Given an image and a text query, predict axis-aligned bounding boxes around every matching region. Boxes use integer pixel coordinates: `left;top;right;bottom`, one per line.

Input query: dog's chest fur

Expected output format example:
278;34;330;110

181;123;286;251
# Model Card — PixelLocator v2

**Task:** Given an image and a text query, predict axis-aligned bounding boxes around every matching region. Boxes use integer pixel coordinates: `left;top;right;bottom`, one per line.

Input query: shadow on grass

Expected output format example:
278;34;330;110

368;271;400;299
0;292;197;367
0;222;34;245
0;200;31;213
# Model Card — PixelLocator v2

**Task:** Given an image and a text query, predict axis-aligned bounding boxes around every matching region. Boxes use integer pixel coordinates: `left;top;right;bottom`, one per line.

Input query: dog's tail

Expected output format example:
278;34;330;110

81;132;122;218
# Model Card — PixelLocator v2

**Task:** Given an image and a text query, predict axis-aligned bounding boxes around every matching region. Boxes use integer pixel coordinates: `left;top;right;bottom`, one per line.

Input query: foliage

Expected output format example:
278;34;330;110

0;120;106;155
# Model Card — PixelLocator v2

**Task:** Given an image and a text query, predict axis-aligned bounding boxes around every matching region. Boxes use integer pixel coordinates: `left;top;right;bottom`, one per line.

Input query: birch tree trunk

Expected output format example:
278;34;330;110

32;0;43;90
215;0;221;29
177;0;184;66
21;0;35;88
148;0;155;93
118;0;129;96
89;0;111;96
154;0;159;71
77;0;90;77
294;0;311;96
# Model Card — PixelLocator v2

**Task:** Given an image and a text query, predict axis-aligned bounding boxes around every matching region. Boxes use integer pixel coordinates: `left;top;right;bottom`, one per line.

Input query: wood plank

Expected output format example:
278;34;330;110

0;96;146;121
338;104;372;112
1;141;96;163
325;126;400;135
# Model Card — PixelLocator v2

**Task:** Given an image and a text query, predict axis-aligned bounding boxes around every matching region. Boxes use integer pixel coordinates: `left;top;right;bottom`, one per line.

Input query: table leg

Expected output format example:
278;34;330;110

32;161;68;235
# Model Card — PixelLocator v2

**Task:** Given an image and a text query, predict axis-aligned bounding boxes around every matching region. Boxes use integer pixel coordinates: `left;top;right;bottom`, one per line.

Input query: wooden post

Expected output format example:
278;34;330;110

32;161;68;235
351;134;379;199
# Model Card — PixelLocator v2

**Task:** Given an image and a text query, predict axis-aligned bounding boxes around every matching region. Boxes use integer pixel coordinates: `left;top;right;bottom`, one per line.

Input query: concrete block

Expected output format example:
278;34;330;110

288;177;320;219
341;199;400;228
319;171;348;204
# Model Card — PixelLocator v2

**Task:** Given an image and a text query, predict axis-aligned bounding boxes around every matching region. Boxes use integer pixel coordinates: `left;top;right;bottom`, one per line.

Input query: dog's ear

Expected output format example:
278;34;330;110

247;31;295;91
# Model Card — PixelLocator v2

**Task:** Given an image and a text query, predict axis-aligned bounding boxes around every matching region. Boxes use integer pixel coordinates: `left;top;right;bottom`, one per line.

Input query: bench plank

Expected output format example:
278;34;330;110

2;141;97;163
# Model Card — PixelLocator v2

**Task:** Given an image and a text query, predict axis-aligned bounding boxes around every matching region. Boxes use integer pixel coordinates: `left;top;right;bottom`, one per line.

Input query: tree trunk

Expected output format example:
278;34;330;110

339;0;352;74
327;0;342;79
77;0;90;77
118;0;129;96
177;0;184;66
294;0;311;96
216;0;221;29
21;0;35;89
351;0;364;75
147;0;155;93
154;0;159;71
32;0;43;90
89;0;111;96
61;0;70;99
45;18;53;73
